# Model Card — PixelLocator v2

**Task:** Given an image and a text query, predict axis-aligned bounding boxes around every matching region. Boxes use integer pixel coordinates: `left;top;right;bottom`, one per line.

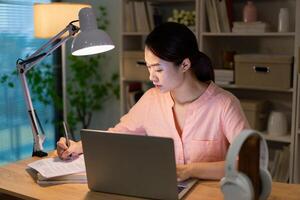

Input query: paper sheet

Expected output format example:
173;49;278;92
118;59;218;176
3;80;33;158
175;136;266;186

28;155;86;179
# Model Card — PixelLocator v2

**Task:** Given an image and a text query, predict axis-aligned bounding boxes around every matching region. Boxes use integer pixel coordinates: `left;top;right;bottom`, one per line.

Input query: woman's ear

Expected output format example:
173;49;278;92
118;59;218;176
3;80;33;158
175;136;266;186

181;58;191;72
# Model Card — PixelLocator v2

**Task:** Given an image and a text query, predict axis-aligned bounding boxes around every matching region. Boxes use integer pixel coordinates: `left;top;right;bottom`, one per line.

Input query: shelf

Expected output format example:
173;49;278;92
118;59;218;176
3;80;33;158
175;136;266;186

217;83;294;93
201;32;296;37
262;132;291;143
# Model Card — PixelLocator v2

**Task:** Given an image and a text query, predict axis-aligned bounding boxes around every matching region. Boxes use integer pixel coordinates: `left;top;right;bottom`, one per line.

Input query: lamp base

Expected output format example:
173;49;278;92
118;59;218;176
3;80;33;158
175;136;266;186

32;150;48;157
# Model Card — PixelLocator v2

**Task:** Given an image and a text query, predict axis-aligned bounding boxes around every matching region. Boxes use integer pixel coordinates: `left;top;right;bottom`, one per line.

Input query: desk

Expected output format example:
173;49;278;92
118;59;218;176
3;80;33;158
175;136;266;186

0;154;299;200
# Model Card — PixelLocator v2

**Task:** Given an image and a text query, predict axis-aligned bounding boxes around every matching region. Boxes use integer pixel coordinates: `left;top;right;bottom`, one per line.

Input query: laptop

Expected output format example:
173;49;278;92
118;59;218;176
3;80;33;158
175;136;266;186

80;129;198;200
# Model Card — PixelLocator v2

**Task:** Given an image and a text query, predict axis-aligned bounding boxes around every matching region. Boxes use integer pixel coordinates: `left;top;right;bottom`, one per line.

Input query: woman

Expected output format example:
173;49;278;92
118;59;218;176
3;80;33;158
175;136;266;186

57;22;249;181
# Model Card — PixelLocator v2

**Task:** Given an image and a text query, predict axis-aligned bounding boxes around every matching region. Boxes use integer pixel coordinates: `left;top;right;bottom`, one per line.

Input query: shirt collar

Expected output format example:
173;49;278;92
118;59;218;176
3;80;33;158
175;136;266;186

165;81;216;109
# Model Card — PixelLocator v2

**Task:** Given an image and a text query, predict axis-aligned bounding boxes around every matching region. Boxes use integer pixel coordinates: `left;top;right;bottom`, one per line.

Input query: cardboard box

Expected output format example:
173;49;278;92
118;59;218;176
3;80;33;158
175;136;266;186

123;51;148;81
235;54;293;89
240;99;269;131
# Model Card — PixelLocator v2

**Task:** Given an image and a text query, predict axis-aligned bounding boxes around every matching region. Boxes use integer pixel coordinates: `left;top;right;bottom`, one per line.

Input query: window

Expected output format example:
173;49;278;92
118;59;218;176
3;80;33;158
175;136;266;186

0;0;56;165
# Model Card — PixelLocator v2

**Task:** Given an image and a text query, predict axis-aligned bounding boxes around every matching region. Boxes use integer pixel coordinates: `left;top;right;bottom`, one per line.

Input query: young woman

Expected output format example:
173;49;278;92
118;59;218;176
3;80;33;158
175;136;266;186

57;22;249;181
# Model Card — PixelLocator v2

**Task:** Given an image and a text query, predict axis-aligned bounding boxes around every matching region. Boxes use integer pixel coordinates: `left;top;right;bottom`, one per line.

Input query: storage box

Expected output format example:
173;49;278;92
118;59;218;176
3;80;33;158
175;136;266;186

123;51;148;81
235;54;293;89
240;99;269;131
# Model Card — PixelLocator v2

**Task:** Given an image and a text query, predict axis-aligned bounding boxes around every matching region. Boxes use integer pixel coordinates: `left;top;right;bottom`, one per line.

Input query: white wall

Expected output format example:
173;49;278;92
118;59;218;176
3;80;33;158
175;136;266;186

62;0;122;130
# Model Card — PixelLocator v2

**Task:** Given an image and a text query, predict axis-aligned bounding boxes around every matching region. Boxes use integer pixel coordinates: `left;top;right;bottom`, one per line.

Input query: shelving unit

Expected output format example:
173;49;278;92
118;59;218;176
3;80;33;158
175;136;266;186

198;0;300;183
262;132;291;144
120;0;300;183
294;73;300;183
120;0;197;114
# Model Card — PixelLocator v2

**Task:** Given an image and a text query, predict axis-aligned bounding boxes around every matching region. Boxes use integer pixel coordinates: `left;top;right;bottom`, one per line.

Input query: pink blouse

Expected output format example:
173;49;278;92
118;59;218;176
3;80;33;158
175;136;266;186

109;82;250;164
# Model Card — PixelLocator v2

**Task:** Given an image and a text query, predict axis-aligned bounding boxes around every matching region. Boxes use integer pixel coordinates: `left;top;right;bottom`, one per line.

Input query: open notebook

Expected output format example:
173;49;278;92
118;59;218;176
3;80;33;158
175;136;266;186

81;129;198;200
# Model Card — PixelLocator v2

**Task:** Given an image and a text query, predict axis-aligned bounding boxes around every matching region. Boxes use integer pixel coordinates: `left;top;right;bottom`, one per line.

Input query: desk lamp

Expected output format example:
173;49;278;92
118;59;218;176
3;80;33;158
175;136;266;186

17;4;114;157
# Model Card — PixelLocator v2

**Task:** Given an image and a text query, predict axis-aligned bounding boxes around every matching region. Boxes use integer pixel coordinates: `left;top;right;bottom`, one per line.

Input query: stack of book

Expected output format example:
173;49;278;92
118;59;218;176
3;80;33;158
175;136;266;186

206;0;232;33
269;145;290;183
36;172;86;185
124;1;154;32
232;21;270;33
27;154;86;185
214;69;234;85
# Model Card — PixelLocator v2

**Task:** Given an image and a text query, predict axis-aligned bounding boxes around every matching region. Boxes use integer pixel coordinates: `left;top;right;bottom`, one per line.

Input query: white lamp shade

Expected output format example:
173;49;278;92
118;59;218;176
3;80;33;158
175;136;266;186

71;29;115;56
34;3;91;38
71;7;115;56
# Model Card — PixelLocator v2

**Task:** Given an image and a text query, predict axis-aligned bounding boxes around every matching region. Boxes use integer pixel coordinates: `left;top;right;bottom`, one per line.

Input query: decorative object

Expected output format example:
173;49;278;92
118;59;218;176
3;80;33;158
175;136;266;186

234;54;292;89
167;9;195;31
243;1;257;23
267;111;288;137
222;50;236;69
232;21;270;33
278;8;289;32
16;4;114;157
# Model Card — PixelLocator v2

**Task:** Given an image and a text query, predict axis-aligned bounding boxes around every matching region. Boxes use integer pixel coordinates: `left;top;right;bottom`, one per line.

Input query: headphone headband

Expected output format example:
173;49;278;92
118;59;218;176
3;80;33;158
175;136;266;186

225;129;269;178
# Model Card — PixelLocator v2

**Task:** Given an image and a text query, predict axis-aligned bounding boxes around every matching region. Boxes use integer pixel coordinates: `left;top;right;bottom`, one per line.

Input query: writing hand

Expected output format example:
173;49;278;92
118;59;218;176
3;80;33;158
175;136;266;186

56;137;82;160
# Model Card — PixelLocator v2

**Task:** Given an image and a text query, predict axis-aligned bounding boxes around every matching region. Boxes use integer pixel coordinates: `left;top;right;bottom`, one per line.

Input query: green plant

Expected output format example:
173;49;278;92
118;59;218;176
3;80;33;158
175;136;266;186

0;5;119;134
0;63;61;110
67;55;119;131
66;5;119;132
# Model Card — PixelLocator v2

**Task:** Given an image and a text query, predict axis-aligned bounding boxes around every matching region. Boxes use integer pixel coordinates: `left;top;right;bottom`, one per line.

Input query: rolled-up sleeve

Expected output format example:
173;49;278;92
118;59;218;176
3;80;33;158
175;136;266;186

221;96;250;143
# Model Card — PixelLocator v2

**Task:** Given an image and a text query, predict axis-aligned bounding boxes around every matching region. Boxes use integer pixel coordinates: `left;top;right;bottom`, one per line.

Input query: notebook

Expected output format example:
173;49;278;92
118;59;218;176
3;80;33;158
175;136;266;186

80;129;197;200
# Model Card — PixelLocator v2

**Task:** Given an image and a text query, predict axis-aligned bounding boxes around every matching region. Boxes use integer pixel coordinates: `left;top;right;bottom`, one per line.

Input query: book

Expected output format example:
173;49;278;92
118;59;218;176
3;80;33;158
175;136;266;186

271;146;290;183
36;172;87;185
270;149;281;178
214;69;234;84
145;1;155;30
27;154;85;179
206;0;217;32
134;1;150;32
124;1;137;32
217;0;230;32
233;21;268;28
211;0;221;32
232;21;270;33
277;146;290;182
232;27;269;33
225;0;233;29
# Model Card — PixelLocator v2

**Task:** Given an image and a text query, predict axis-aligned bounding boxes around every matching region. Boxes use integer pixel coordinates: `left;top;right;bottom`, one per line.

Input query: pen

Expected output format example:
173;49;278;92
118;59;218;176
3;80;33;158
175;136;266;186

62;121;71;147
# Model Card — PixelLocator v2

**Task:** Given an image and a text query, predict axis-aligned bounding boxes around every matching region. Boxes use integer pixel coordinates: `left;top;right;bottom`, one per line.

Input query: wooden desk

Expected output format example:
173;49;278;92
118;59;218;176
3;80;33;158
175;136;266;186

0;154;299;200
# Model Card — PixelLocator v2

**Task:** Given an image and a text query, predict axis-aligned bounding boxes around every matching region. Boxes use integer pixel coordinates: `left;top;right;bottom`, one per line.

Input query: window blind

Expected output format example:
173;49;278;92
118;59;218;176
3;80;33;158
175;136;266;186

0;0;56;165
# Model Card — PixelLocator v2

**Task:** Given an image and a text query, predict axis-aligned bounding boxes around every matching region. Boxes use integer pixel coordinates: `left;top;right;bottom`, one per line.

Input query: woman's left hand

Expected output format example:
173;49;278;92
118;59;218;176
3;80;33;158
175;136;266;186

176;164;193;182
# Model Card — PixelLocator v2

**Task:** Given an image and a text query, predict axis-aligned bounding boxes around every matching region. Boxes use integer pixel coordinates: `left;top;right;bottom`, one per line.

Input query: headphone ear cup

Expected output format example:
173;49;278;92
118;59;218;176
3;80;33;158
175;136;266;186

259;168;272;200
220;173;254;200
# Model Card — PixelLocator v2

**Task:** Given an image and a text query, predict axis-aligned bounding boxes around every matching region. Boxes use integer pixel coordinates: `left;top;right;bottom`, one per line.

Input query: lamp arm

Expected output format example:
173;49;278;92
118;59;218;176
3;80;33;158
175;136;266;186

19;72;47;157
19;22;80;73
16;22;79;157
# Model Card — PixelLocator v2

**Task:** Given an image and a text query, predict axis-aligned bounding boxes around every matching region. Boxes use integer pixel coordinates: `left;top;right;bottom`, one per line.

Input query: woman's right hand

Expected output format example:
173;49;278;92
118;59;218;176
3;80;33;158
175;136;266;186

56;137;83;160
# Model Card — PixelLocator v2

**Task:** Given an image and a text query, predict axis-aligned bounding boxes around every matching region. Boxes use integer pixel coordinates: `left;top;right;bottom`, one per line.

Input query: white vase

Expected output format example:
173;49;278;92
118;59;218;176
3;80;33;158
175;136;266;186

278;8;289;32
267;111;288;136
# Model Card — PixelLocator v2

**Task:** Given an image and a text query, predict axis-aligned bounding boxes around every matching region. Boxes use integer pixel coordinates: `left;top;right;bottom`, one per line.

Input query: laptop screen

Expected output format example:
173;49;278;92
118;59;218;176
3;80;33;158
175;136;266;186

80;129;197;199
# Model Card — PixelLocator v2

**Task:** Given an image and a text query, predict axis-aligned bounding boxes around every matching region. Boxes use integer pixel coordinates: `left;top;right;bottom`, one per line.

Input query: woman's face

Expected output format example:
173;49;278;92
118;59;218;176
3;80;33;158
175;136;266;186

144;47;185;93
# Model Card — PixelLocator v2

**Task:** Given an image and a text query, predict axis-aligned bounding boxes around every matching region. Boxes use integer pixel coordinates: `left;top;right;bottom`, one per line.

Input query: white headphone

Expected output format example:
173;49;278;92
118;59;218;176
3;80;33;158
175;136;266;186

220;129;272;200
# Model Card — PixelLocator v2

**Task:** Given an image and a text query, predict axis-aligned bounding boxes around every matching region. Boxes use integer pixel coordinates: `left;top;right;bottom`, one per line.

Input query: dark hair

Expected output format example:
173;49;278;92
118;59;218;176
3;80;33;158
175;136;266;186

145;22;214;82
